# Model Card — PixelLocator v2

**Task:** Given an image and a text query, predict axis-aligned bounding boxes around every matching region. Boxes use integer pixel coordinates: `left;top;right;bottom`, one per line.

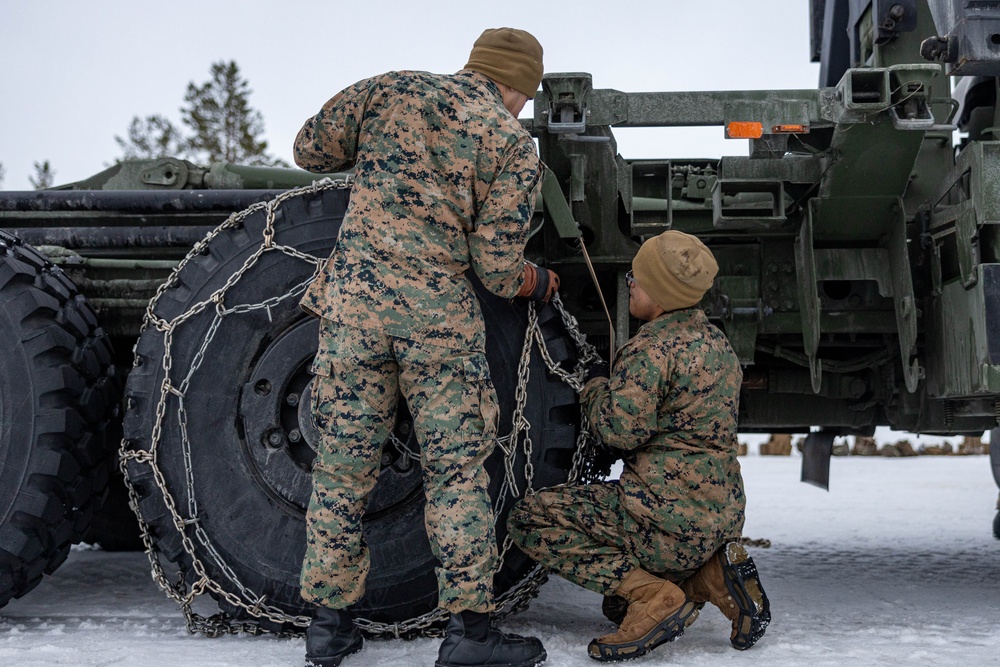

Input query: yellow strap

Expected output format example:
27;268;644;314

578;239;615;365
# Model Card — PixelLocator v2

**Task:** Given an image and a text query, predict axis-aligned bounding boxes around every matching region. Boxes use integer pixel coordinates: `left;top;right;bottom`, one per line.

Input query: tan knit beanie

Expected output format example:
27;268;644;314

632;230;718;312
465;28;543;99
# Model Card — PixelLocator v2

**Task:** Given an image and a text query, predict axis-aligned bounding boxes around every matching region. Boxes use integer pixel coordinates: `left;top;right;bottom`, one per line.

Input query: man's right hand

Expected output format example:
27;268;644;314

516;262;560;304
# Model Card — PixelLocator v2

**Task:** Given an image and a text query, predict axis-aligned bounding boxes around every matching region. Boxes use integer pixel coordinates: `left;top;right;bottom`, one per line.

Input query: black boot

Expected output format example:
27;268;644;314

435;610;546;667
601;594;629;626
304;606;363;667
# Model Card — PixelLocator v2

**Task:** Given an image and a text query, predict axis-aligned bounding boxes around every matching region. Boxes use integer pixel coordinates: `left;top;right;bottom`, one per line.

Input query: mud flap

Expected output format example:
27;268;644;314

800;432;835;490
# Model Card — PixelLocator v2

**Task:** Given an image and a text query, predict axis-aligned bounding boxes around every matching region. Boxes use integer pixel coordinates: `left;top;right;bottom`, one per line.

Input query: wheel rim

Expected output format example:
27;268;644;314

237;315;424;518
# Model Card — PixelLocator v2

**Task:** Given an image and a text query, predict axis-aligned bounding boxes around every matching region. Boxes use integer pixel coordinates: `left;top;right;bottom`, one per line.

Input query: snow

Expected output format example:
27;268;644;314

2;454;999;667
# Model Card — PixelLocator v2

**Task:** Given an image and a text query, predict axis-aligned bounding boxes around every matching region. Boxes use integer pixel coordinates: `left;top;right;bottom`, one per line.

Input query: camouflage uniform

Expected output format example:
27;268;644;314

296;69;541;613
509;308;745;595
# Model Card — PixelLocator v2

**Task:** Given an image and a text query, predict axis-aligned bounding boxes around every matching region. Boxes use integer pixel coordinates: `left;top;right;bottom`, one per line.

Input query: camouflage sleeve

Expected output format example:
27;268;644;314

293;76;380;173
580;334;665;450
468;136;541;298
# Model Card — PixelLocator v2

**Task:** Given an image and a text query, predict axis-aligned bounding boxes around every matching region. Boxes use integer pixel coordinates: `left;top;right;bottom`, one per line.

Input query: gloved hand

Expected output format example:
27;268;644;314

584;359;610;383
516;262;560;304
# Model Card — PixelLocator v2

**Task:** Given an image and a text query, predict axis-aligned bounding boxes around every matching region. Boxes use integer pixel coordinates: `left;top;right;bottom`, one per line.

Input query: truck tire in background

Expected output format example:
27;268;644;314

122;186;581;629
0;230;119;607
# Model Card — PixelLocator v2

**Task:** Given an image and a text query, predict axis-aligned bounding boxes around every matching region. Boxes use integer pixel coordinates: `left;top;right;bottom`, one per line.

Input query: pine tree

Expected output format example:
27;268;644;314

114;60;286;167
182;61;285;167
114;115;186;160
29;161;55;190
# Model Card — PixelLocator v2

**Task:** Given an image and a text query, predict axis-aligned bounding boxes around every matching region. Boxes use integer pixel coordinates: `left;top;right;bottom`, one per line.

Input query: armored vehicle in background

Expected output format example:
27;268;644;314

2;0;999;633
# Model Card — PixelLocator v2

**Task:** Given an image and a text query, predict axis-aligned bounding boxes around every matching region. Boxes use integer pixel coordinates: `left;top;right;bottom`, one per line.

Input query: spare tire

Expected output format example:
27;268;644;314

122;184;582;631
0;229;119;607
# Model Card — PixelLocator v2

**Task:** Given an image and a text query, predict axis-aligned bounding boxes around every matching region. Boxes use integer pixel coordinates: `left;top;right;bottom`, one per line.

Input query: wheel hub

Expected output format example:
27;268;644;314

238;317;423;517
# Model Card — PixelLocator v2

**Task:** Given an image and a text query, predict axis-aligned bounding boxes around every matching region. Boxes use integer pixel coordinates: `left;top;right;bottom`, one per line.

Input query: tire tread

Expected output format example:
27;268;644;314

0;229;119;608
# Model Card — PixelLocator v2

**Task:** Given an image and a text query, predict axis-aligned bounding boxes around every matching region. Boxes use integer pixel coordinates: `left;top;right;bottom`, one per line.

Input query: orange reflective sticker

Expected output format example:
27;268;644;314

772;124;809;134
726;121;764;139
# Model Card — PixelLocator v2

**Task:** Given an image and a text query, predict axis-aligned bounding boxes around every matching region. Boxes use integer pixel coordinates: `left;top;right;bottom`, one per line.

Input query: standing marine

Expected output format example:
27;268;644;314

293;27;558;667
508;230;770;661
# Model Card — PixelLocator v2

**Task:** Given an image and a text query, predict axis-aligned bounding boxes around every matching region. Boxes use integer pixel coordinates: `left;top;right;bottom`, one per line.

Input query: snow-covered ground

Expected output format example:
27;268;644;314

2;453;998;667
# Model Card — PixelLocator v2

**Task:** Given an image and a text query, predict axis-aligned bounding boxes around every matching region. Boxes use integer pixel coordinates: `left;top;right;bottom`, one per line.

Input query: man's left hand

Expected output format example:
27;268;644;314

584;359;610;383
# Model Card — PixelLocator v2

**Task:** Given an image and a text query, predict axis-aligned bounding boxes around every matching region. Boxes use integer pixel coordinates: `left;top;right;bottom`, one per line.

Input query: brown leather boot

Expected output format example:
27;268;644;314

587;569;700;662
681;542;771;650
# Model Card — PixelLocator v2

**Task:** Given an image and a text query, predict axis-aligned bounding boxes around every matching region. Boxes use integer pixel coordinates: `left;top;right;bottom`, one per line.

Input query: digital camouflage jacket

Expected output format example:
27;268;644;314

581;308;746;554
294;69;541;352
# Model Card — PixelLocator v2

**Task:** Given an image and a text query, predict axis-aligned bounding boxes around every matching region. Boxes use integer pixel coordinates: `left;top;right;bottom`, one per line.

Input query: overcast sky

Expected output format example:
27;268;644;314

0;1;820;190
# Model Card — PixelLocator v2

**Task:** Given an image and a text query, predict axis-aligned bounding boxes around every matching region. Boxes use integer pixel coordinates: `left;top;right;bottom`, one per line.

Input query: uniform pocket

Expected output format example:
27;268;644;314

464;353;499;440
309;318;338;378
308;320;337;427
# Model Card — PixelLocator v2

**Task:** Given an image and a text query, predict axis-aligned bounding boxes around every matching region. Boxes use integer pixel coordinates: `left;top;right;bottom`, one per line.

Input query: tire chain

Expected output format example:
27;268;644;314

119;179;605;639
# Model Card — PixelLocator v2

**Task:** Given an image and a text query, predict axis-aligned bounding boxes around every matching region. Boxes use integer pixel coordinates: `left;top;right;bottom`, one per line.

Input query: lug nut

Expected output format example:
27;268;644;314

286;393;300;407
288;429;302;443
266;429;285;448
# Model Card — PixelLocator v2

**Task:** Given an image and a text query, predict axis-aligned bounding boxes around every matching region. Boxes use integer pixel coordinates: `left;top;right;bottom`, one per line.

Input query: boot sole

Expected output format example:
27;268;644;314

722;542;771;650
304;632;364;667
586;600;700;662
434;649;547;667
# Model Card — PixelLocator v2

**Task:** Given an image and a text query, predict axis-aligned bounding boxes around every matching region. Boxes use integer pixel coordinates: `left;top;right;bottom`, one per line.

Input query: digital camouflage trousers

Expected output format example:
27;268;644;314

508;482;715;596
301;320;500;613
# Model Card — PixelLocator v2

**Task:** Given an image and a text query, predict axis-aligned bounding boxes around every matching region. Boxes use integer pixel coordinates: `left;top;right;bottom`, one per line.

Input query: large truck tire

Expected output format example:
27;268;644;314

122;186;581;629
0;229;119;607
81;471;143;551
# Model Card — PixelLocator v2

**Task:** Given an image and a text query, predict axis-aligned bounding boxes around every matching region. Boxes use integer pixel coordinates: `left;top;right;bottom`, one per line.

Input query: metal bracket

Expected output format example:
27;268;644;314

832;65;940;124
712;179;787;230
873;0;917;44
709;282;769;365
889;105;936;131
956;205;980;289
616;274;631;355
794;204;822;393
540;169;582;240
815;247;892;296
140;159;189;187
795;199;922;394
886;203;922;393
542;73;592;135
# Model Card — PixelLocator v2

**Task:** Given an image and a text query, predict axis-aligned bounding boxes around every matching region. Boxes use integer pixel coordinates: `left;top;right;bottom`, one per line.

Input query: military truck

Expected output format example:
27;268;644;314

2;0;1000;635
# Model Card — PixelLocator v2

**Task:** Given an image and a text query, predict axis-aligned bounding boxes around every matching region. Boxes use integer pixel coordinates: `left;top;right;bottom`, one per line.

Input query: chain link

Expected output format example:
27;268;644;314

120;179;603;638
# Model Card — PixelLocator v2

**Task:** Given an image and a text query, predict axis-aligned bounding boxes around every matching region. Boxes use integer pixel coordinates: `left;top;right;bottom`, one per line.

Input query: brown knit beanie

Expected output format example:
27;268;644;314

632;230;718;312
465;28;543;99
